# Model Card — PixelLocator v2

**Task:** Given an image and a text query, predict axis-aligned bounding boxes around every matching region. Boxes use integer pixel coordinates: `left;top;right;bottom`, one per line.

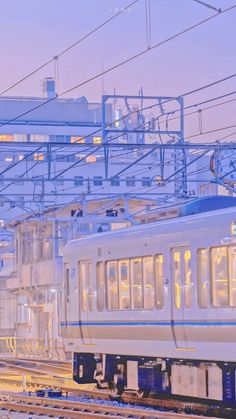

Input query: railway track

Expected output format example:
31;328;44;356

0;375;234;418
0;394;220;419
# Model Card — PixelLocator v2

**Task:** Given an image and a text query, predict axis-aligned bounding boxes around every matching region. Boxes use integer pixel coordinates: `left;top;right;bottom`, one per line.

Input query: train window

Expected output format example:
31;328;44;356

155;254;164;308
96;262;105;311
228;246;236;306
173;251;181;309
211;247;229;306
64;265;70;303
143;257;155;309
197;248;209;307
107;261;119;309
79;262;87;312
130;258;143;309
184;250;192;308
118;260;131;309
87;262;92;311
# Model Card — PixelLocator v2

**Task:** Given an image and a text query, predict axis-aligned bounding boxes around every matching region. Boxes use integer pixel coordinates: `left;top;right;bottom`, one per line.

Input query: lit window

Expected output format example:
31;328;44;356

31;135;49;142
34;153;44;161
0;135;13;142
211;247;229;306
86;155;96;163
155;254;164;308
107;261;118;309
184;250;192;308
173;251;181;309
79;262;87;312
71;136;85;143
229;246;236;306
93;136;102;144
143;256;154;309
5;156;13;162
197;248;209;308
18;154;24;161
130;258;143;309
13;134;27;142
96;262;105;311
119;260;130;309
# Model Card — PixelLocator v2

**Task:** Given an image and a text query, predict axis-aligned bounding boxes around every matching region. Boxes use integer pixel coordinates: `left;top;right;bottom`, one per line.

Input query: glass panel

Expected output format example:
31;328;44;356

184;250;192;308
155;254;164;308
173;251;181;309
65;266;70;303
88;262;92;311
107;261;118;309
96;262;105;311
118;260;130;309
143;257;155;309
211;247;229;306
130;258;143;309
197;248;209;308
228;246;236;306
79;262;87;312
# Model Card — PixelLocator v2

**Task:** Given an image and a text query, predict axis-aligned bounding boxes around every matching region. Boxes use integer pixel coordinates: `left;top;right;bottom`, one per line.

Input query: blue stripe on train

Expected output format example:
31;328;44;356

60;320;236;327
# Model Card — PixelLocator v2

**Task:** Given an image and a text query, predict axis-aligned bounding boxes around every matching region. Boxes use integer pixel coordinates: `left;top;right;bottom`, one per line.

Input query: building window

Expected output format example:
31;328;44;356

93;176;103;186
93;136;102;144
22;231;34;264
5;155;13;162
13;134;27;142
71;136;85;143
86;155;97;163
142;177;151;187
0;135;13;142
0;176;4;185
111;177;120;186
126;176;135;187
31;135;49;142
34;153;44;161
74;176;83;186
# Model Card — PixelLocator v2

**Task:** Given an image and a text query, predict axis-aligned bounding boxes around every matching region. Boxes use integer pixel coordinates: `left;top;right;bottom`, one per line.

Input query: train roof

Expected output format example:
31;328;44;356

64;196;236;250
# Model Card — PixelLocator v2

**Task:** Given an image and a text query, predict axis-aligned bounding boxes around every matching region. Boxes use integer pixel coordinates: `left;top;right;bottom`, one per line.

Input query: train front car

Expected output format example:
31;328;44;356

61;196;236;405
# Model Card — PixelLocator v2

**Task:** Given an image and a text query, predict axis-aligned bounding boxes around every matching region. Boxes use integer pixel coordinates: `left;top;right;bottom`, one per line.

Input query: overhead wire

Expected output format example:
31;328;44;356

0;3;235;130
0;0;139;96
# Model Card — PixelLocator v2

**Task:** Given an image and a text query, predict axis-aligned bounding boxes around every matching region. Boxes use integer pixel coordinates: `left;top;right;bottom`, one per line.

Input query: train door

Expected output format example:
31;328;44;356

78;260;92;344
171;246;192;348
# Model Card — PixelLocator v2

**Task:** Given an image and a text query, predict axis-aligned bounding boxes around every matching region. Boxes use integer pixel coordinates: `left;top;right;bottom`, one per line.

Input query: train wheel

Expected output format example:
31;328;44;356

108;378;124;396
137;390;149;398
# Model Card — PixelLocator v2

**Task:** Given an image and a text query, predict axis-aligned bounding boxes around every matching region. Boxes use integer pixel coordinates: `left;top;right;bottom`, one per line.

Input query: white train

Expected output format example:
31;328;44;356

61;196;236;404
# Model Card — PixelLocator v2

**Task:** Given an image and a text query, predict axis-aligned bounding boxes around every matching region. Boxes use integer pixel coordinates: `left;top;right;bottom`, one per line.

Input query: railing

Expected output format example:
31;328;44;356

0;337;68;360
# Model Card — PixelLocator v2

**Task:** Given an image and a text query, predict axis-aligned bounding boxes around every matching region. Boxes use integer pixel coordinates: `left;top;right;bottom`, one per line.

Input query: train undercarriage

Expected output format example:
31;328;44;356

73;352;236;405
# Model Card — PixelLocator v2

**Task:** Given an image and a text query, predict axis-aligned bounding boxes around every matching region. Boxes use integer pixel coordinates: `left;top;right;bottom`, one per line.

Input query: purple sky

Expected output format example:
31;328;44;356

1;0;236;140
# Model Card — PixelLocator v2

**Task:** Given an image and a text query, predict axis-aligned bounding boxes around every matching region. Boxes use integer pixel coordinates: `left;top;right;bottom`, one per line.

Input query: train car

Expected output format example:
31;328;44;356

61;196;236;404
